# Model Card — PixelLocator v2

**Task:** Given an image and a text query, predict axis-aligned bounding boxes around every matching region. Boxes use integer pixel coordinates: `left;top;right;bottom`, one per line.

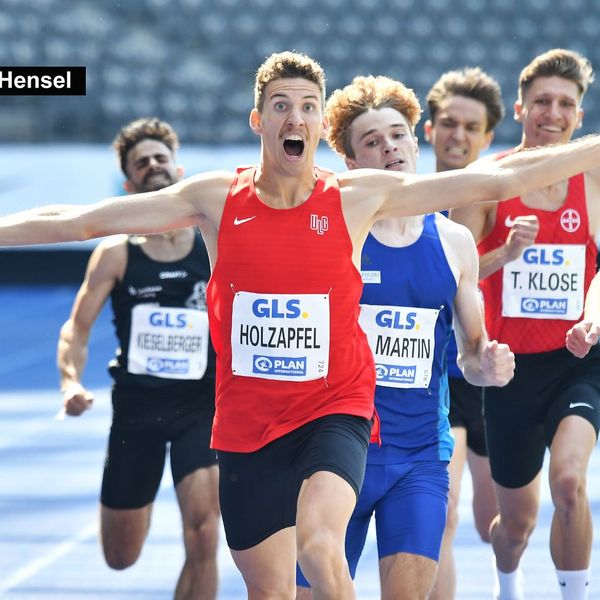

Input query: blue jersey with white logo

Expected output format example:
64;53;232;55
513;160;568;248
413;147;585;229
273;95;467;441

360;213;456;463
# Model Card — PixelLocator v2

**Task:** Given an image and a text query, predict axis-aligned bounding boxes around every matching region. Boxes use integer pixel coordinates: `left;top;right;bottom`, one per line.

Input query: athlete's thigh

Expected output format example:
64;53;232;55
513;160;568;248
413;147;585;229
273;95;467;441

484;374;546;489
217;440;298;552
297;470;357;542
298;413;371;500
169;410;217;486
544;351;600;447
101;424;166;510
549;415;597;483
375;462;448;562
102;386;170;509
297;462;381;587
379;551;438;600
344;464;386;579
295;415;371;568
231;527;297;597
175;464;220;528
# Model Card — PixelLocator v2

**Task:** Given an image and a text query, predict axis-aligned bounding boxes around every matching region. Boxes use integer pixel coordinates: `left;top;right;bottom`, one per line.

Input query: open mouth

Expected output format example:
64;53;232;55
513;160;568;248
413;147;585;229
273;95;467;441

283;134;305;158
540;125;562;133
446;146;467;157
385;159;404;169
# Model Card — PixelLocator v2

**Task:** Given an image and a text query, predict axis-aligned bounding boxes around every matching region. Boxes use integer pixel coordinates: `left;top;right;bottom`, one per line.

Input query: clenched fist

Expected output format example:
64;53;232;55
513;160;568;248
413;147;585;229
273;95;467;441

566;320;600;359
505;215;539;262
481;340;515;387
62;382;94;416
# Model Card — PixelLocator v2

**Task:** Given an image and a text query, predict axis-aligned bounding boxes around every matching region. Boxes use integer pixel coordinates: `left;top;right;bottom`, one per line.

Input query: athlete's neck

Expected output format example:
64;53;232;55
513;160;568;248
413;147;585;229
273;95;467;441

253;166;318;209
370;215;425;248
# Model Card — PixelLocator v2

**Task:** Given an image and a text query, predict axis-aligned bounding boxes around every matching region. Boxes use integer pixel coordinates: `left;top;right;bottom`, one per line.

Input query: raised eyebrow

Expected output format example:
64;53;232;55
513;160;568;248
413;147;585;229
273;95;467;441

270;93;288;102
270;92;320;102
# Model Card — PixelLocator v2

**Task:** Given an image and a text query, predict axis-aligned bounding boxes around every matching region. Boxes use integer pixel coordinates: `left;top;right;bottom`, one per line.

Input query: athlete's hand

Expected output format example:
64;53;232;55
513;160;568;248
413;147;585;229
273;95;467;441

566;320;600;358
62;382;94;416
481;340;515;387
504;215;539;262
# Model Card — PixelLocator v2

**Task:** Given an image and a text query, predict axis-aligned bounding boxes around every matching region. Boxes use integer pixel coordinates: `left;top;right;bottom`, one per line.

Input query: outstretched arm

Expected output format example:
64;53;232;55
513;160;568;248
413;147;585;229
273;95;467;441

57;238;126;416
0;171;232;246
449;224;515;386
341;134;600;223
566;270;600;358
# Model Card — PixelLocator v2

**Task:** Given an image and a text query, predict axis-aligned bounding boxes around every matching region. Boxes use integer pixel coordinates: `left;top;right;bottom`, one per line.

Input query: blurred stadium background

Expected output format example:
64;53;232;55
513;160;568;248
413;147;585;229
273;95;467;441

2;0;600;145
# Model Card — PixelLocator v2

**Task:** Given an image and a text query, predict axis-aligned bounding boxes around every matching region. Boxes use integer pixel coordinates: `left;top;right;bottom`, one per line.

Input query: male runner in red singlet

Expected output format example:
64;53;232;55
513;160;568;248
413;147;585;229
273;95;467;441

452;48;600;600
2;51;600;599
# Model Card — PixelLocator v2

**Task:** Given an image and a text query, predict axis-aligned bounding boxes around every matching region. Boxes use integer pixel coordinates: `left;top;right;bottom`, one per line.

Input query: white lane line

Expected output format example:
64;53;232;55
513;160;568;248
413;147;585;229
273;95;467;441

0;520;98;594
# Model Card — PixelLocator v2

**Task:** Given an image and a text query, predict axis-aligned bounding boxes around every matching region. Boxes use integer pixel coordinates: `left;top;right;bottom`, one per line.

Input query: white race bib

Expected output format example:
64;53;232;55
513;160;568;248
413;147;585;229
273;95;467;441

359;304;439;388
502;244;585;320
128;305;209;379
231;291;329;381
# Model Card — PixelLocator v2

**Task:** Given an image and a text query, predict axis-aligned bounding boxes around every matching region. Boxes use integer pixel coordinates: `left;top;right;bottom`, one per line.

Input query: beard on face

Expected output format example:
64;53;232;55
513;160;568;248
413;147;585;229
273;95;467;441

138;170;177;193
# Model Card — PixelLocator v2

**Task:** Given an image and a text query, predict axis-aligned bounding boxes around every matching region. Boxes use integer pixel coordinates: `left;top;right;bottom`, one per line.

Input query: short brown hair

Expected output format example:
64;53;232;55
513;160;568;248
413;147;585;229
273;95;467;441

427;67;505;132
112;117;179;176
254;51;326;112
519;48;594;102
326;75;422;159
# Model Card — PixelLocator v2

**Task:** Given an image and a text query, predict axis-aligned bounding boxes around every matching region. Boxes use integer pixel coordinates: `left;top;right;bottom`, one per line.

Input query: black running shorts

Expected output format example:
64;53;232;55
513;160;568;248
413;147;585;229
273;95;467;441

217;413;372;551
484;346;600;488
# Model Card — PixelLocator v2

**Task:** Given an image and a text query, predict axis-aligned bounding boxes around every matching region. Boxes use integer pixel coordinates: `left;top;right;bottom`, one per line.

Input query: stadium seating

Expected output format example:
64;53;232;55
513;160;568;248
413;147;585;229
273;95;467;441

1;0;599;146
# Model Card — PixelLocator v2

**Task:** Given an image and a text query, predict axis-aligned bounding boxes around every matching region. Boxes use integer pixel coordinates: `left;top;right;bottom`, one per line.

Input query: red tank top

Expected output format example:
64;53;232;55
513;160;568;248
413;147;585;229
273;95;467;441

207;166;376;451
478;173;596;353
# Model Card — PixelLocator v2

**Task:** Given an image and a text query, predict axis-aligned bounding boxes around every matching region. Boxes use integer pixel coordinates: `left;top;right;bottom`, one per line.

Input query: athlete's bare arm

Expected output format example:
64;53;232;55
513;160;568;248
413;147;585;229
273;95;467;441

340;135;600;241
57;237;128;416
440;218;515;387
0;171;233;256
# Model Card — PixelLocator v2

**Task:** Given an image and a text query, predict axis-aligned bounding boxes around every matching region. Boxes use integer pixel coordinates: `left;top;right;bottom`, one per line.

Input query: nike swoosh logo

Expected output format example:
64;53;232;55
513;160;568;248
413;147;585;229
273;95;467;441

569;402;594;410
505;216;516;228
234;216;256;225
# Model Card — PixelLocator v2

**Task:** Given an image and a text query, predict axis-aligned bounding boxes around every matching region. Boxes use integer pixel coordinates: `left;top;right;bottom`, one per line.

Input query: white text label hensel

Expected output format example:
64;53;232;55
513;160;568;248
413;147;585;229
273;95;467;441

0;67;86;95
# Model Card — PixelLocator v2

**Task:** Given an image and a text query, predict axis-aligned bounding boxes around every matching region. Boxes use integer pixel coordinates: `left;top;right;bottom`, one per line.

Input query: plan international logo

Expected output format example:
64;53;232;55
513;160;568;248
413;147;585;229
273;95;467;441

0;67;86;95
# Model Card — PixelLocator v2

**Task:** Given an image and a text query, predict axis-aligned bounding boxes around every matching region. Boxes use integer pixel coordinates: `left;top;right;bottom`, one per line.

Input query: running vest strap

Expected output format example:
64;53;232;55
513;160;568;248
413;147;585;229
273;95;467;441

109;231;215;388
360;214;455;463
478;172;597;353
207;166;376;452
